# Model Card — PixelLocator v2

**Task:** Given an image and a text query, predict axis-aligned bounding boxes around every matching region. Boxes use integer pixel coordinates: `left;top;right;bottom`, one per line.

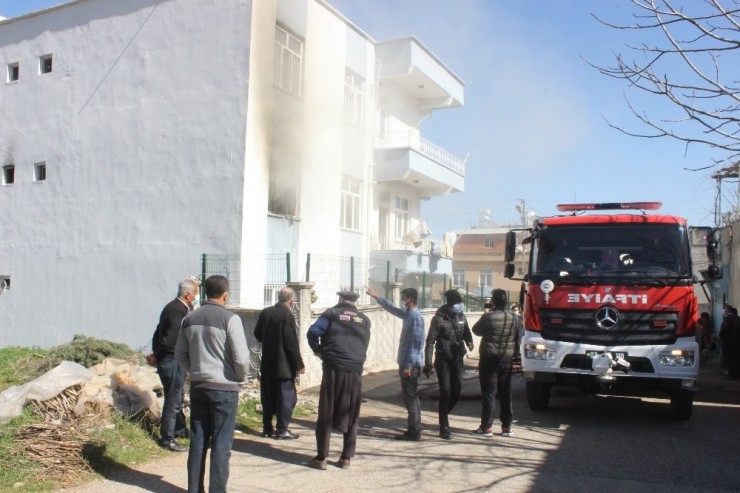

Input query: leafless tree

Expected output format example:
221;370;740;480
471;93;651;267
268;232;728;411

591;0;740;166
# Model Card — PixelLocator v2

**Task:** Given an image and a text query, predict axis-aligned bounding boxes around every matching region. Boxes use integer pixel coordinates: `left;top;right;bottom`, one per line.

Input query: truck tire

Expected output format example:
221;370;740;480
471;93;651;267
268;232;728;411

526;381;551;410
670;389;693;420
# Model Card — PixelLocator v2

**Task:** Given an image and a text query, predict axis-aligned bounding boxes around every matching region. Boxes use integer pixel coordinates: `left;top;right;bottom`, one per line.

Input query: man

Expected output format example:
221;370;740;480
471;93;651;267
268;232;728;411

151;277;199;452
175;275;250;493
366;286;425;441
254;286;305;440
720;304;740;379
471;289;521;438
306;290;371;470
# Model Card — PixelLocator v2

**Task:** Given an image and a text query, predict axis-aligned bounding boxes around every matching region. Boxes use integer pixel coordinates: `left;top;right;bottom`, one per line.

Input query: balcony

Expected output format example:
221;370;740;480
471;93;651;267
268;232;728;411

375;130;466;197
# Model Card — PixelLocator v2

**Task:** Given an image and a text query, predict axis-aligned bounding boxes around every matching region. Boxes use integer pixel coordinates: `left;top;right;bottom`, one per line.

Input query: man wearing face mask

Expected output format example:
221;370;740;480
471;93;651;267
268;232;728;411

366;286;426;441
424;289;473;439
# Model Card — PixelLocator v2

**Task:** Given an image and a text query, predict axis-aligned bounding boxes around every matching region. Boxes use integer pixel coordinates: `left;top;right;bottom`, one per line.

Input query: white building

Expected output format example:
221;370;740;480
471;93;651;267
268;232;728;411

0;0;465;348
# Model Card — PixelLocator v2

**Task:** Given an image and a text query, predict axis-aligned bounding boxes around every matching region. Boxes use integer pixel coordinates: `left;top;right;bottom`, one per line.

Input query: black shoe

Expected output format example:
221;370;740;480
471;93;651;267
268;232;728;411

161;441;187;452
262;429;275;438
274;430;299;440
394;432;421;441
439;428;451;440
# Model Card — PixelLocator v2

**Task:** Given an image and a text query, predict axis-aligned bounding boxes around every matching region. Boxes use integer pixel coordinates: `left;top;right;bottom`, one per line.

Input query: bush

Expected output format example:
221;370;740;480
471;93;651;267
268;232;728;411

36;334;142;373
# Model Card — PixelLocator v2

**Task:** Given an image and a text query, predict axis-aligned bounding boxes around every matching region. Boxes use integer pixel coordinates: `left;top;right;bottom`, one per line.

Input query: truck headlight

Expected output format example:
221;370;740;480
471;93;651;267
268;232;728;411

525;343;556;361
659;349;695;367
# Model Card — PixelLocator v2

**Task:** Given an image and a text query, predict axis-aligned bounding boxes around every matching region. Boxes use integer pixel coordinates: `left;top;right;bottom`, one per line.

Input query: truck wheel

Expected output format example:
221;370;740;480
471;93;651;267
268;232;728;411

670;389;693;420
526;381;551;410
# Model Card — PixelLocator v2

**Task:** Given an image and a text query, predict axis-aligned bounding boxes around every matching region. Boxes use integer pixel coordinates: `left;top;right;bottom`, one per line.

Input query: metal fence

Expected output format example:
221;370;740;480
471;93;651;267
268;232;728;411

201;252;518;312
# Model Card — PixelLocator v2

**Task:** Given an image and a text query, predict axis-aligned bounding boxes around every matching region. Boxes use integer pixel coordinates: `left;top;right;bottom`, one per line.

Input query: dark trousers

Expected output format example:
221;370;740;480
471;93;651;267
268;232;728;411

399;366;422;435
435;356;464;429
156;354;187;444
187;388;239;493
260;374;298;433
315;369;363;460
479;356;513;428
725;342;740;378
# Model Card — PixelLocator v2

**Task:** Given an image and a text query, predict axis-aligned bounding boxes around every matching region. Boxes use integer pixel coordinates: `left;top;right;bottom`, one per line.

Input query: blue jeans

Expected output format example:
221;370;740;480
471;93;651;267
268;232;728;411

399;367;421;435
188;388;239;493
156;354;187;444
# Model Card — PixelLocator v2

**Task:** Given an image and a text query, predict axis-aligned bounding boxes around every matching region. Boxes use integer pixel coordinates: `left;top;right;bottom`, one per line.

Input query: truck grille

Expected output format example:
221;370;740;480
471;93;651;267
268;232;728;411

539;309;678;345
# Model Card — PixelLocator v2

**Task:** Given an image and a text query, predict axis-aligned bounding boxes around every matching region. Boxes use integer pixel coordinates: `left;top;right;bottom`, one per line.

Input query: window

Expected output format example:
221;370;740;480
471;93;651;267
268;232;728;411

267;163;299;216
453;268;465;287
479;269;492;288
7;63;19;82
273;25;303;97
341;175;361;230
34;162;46;182
394;196;409;240
2;165;14;185
0;276;9;292
344;69;364;126
484;236;494;248
39;54;52;74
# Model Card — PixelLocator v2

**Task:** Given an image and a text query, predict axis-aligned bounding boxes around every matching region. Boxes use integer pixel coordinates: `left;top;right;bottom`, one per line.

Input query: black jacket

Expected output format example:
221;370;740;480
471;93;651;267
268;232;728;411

152;298;189;360
308;302;371;373
425;305;473;364
254;302;305;379
472;309;521;360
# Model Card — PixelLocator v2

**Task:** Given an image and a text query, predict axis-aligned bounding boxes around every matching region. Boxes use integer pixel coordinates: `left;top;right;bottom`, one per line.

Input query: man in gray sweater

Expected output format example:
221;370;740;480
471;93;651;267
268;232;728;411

175;275;250;493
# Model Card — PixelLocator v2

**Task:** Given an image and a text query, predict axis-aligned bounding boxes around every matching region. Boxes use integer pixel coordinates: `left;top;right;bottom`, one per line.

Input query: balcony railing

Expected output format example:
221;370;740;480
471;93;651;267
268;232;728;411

377;130;466;176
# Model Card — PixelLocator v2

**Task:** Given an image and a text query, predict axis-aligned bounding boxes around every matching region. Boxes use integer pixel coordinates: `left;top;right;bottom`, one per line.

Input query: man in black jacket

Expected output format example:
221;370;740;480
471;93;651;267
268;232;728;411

254;286;305;439
306;290;371;470
152;277;200;451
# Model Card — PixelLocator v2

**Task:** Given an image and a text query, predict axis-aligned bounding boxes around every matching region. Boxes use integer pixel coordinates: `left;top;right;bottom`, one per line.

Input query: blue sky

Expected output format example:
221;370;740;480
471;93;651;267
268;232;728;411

1;0;731;234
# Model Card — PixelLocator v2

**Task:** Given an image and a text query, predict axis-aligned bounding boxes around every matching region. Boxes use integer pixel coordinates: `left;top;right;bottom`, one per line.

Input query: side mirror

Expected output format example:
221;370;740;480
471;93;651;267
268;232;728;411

707;264;723;279
504;231;517;262
504;263;515;279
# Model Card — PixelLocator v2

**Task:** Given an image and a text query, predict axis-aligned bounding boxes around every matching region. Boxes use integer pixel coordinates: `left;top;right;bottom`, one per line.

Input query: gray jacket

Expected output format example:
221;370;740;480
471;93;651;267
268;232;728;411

472;309;521;360
175;301;250;392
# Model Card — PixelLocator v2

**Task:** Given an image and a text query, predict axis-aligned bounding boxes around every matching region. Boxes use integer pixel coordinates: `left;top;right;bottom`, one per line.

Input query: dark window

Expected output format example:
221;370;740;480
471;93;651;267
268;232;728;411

34;162;46;182
40;55;52;74
2;165;15;185
7;63;19;82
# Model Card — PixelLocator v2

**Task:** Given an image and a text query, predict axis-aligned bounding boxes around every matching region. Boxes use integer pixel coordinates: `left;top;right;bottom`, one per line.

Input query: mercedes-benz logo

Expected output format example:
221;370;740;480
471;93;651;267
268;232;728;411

595;306;620;329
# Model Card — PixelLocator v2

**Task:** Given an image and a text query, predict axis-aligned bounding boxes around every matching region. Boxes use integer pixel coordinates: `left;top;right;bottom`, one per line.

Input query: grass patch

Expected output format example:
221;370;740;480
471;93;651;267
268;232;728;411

0;347;48;392
0;408;54;492
236;397;315;432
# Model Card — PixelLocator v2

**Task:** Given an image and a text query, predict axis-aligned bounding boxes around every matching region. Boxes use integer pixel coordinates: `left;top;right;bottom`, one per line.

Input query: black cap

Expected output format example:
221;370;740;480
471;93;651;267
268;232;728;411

337;290;360;302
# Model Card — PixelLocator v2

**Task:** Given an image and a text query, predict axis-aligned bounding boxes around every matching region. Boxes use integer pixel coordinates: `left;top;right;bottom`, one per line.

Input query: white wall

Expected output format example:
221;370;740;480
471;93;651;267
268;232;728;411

0;0;252;348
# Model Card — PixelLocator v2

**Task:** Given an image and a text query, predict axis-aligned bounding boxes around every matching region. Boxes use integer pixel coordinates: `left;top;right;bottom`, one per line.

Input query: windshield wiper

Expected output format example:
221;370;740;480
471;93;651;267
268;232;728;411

621;270;667;286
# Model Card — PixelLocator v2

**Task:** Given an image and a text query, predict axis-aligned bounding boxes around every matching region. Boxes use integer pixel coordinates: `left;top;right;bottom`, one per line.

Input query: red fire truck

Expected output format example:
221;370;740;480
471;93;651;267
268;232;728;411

504;202;699;419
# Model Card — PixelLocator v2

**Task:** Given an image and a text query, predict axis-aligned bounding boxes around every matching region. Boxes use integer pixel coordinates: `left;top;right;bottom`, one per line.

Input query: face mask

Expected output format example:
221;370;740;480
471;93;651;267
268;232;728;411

451;303;463;314
191;293;201;311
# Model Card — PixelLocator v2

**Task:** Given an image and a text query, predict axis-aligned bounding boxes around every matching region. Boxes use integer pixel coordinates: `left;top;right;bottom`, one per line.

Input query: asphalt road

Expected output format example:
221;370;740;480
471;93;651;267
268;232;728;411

58;357;740;493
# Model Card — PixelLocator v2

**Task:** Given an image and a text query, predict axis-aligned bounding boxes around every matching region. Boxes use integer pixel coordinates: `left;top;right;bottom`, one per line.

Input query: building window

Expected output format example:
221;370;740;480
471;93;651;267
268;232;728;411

344;69;364;126
453;268;465;287
2;165;15;185
34;162;46;182
0;276;9;292
39;54;53;74
7;63;19;82
341;175;361;230
394;196;409;240
273;25;303;97
479;269;492;288
484;236;494;248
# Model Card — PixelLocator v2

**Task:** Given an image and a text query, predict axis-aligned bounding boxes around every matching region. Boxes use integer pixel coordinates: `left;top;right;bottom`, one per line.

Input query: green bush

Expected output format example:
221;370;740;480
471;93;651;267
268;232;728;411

37;334;142;373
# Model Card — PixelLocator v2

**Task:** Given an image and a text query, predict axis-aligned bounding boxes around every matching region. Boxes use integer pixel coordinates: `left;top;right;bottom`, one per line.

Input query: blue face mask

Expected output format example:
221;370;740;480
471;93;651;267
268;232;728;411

451;303;463;314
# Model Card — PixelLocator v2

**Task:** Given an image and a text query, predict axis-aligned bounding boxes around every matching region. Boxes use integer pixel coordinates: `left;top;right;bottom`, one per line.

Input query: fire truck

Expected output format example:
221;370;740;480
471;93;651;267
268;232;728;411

504;202;699;419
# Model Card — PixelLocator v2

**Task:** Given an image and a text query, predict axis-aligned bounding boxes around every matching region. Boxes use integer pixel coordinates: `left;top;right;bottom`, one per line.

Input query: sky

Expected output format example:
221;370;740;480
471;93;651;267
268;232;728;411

1;0;734;235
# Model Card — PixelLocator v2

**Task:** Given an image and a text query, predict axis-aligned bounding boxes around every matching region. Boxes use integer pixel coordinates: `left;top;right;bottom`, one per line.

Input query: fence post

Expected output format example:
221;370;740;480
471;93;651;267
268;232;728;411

465;281;470;312
443;273;447;294
422;271;426;308
395;268;400;282
306;253;311;282
385;261;390;299
350;256;355;291
287;281;315;387
201;253;207;304
480;285;484;311
286;252;291;282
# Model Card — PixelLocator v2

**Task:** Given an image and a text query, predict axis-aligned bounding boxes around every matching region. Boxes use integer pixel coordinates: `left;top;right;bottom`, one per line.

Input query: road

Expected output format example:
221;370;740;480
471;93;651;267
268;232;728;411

58;357;740;493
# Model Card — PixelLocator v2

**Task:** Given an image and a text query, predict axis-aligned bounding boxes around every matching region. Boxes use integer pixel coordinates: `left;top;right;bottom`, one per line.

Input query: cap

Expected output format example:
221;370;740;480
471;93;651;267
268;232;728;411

337;290;360;302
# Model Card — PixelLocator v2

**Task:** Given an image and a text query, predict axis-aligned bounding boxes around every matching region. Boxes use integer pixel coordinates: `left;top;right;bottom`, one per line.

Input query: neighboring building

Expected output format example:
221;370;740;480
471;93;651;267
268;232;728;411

0;0;465;348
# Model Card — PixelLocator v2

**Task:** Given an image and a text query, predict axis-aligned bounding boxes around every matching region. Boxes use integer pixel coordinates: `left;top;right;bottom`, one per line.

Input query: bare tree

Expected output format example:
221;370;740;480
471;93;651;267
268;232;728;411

591;0;740;166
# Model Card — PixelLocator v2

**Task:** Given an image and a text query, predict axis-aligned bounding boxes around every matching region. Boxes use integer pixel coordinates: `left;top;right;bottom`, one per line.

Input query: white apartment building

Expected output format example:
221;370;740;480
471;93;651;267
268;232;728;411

0;0;465;349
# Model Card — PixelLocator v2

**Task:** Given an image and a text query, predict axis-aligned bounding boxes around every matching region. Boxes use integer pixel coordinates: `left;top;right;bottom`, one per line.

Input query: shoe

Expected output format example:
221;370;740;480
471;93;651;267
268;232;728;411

394;431;421;441
262;429;275;438
337;457;351;469
309;457;327;470
174;429;190;439
274;430;299;440
501;427;513;437
439;428;451;440
161;441;187;452
470;426;493;437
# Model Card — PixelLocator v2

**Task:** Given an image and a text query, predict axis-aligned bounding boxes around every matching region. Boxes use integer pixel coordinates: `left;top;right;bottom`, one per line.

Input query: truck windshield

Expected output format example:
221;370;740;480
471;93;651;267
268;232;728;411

532;223;691;279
